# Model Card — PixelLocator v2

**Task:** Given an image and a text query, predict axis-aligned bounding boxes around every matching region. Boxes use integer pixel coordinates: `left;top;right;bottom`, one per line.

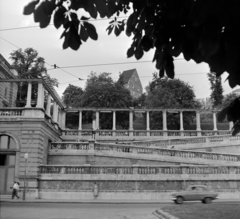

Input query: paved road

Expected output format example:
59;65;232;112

0;203;170;219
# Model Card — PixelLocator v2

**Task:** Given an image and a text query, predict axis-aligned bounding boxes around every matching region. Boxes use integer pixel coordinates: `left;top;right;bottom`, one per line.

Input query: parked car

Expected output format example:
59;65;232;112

172;185;218;204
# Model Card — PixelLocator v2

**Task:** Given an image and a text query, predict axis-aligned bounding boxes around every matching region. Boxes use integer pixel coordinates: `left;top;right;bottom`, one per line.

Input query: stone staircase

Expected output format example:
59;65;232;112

37;135;240;200
48;140;240;166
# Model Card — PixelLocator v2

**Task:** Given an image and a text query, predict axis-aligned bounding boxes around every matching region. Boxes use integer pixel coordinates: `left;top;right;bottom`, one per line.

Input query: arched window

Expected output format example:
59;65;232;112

0;135;16;149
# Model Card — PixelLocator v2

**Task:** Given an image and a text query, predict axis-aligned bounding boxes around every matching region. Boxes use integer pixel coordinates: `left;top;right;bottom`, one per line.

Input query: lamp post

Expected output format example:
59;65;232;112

22;153;28;200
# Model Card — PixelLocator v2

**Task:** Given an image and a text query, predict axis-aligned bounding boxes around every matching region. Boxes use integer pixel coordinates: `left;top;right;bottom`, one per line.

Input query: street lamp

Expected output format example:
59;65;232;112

22;153;28;200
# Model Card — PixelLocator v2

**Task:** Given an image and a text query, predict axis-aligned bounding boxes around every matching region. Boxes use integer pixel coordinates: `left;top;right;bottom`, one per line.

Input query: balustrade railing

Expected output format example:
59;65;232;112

50;142;89;150
39;165;240;175
0;108;23;116
50;140;240;163
126;134;240;147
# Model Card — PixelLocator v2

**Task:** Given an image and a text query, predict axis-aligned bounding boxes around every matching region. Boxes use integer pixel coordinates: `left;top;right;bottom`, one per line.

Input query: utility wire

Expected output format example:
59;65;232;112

0;36;80;79
48;58;184;70
59;72;209;85
0;16;129;32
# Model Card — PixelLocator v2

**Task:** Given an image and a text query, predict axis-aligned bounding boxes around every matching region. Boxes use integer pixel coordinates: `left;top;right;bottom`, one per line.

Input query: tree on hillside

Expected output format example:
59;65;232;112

62;84;83;108
64;72;133;129
208;72;224;108
10;48;58;106
146;75;201;129
23;0;240;134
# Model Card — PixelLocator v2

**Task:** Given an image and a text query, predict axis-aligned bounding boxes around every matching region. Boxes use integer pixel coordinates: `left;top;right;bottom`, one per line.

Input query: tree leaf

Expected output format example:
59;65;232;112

127;46;134;58
94;0;108;18
114;26;121;36
80;25;89;42
159;68;165;78
106;25;114;35
135;46;144;60
61;30;70;49
84;0;97;19
68;26;81;50
84;22;98;40
33;1;51;28
23;0;39;15
53;6;66;29
43;0;56;16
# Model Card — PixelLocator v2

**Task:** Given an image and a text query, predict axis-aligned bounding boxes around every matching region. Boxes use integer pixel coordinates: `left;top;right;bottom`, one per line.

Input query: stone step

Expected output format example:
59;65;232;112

0;195;12;200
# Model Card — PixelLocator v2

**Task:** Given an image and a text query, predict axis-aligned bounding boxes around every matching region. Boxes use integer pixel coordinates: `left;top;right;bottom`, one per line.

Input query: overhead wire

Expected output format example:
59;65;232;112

0;16;129;32
0;36;80;79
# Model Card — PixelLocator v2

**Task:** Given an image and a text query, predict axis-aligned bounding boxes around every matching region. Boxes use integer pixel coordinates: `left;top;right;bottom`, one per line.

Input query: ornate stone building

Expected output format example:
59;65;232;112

0;54;18;107
119;69;143;99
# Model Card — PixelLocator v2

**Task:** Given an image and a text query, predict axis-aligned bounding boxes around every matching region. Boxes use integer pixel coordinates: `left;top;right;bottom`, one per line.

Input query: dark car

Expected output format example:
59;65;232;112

172;185;218;204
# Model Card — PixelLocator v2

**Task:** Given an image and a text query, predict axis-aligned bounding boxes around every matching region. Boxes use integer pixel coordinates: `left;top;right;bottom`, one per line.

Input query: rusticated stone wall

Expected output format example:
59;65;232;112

39;180;240;192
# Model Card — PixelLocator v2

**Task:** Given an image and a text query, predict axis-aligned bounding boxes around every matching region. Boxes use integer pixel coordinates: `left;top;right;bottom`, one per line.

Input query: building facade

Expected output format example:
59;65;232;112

119;69;143;99
0;54;18;107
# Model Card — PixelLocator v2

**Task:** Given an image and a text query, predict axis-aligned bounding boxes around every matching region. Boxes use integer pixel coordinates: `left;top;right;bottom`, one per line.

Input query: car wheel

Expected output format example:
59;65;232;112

203;197;212;204
176;196;183;204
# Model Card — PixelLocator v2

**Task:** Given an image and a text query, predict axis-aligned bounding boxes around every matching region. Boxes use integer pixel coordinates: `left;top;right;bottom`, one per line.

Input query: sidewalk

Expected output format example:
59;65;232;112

1;198;239;204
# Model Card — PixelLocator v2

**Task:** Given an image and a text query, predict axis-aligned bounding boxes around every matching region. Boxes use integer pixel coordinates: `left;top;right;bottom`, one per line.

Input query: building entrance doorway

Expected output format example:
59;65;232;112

0;154;15;194
0;135;17;195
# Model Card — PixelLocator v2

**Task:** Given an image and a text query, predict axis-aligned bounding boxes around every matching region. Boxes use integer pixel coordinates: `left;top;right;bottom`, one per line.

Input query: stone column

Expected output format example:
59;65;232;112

213;111;218;132
53;101;58;123
96;111;99;130
61;111;66;130
36;82;44;108
162;110;167;137
229;121;234;131
25;82;32;107
129;110;133;137
196;111;201;136
78;111;82;130
162;110;167;130
46;93;51;116
112;111;116;130
112;111;116;136
146;111;150;136
180;111;184;136
129;110;133;130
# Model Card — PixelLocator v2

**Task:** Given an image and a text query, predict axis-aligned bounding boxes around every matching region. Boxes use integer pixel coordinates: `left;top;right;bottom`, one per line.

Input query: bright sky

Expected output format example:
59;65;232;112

0;0;238;99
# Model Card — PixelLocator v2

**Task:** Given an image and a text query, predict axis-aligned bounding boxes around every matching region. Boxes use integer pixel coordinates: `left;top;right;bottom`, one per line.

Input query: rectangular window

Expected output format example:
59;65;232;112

4;88;8;98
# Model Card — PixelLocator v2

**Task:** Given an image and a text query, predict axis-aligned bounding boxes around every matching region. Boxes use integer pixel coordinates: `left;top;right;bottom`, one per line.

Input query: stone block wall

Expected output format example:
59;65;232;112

39;179;240;193
48;155;179;166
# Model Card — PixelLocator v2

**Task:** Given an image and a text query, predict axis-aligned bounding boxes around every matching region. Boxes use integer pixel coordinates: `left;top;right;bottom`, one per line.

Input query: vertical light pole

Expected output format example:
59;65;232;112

22;153;28;200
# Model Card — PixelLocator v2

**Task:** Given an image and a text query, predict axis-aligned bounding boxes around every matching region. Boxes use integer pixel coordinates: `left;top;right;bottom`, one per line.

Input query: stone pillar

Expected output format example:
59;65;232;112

112;111;116;136
213;111;218;132
229;121;234;131
96;111;99;130
53;101;58;122
146;111;150;136
25;82;32;107
36;82;44;108
180;111;184;136
78;111;82;130
61;111;66;130
129;110;133;137
196;111;201;136
162;110;167;136
46;93;51;116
